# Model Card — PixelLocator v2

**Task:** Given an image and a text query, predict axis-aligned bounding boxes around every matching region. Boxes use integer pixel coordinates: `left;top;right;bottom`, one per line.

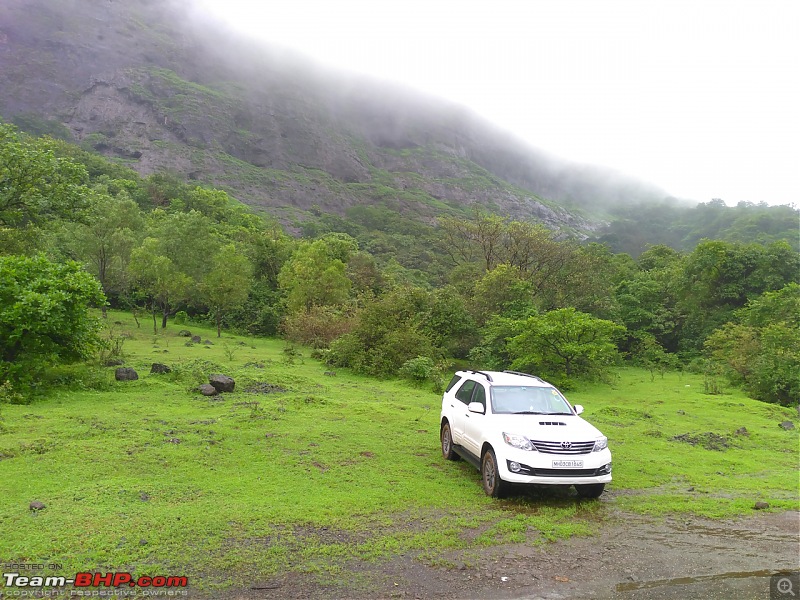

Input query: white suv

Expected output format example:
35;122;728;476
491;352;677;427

440;370;611;498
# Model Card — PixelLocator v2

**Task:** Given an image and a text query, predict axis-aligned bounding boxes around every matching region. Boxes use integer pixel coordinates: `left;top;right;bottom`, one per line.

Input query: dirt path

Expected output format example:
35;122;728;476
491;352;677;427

226;510;799;600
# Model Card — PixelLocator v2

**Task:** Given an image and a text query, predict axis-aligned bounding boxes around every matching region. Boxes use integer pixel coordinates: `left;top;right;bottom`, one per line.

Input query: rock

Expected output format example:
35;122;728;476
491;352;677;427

754;501;770;510
104;358;125;367
779;421;795;430
198;384;219;396
115;367;138;381
190;335;202;343
203;339;213;345
139;492;150;501
177;330;192;337
150;363;171;374
209;374;235;393
324;371;337;377
29;501;46;511
735;427;749;436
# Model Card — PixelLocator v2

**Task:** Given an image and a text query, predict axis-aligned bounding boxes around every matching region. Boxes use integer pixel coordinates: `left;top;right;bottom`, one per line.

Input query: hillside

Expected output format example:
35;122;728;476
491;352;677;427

0;0;669;233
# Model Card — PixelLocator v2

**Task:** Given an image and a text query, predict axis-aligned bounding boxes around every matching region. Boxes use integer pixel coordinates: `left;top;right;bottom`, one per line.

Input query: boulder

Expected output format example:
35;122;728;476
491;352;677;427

29;501;46;511
203;339;213;345
754;501;770;510
115;367;138;381
150;363;171;374
198;384;218;396
177;330;192;337
779;421;795;430
209;374;235;393
190;335;202;343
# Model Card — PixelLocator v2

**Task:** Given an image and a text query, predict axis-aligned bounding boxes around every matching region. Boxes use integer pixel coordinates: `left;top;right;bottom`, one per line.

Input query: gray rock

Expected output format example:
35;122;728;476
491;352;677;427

190;335;202;343
203;339;213;345
754;501;770;510
198;384;218;396
104;359;125;367
150;363;171;374
779;421;795;430
177;330;192;337
115;367;138;381
209;374;235;393
29;501;46;511
735;427;749;436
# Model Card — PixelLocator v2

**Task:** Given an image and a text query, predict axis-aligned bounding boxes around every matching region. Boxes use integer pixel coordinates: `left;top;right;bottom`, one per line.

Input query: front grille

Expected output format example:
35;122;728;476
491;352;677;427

531;440;594;454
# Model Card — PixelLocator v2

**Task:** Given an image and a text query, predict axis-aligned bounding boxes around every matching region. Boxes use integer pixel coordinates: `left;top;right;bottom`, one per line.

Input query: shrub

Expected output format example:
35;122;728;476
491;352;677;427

399;356;437;383
174;310;189;325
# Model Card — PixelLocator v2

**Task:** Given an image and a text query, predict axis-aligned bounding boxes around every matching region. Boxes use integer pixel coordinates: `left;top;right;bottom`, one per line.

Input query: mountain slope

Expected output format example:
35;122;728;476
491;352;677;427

0;0;668;233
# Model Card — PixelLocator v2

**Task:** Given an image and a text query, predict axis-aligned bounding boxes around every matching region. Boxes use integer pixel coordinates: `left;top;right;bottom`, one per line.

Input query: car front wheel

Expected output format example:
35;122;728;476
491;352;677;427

441;422;459;461
481;448;508;498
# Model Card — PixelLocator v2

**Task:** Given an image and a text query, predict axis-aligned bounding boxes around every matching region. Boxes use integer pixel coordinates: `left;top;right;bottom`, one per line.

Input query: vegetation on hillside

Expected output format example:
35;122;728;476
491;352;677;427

1;122;798;407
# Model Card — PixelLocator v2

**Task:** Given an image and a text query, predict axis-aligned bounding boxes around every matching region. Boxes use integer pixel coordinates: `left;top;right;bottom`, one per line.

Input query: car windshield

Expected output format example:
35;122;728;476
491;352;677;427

490;385;573;415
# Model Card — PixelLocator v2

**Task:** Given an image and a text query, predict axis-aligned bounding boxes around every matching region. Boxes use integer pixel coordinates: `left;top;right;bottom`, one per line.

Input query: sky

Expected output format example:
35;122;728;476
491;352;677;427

196;0;798;207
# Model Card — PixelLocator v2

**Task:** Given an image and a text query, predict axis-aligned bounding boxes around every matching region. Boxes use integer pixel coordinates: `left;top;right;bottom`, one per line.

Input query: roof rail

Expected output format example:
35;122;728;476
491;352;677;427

503;370;544;383
468;370;494;382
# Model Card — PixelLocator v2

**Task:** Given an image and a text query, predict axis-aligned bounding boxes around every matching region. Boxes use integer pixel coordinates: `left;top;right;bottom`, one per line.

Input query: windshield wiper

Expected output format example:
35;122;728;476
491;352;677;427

511;411;547;414
548;412;574;415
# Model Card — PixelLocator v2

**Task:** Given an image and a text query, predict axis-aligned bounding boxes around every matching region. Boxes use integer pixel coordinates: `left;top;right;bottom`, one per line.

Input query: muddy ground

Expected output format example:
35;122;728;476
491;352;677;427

228;508;799;600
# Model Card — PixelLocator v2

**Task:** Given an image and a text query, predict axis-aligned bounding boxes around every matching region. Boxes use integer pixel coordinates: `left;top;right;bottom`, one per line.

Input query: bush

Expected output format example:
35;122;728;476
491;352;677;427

282;306;354;349
398;356;437;383
174;310;189;325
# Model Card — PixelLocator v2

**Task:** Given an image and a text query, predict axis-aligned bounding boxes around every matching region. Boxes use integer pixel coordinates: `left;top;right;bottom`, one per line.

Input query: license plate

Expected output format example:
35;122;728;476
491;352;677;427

552;460;583;468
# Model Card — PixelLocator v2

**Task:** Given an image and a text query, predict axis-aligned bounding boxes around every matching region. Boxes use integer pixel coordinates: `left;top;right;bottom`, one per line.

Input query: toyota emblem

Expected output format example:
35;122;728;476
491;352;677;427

561;441;572;449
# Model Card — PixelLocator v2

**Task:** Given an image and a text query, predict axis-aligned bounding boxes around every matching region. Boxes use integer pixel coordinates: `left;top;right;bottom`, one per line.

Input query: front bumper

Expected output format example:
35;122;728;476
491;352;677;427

498;447;613;485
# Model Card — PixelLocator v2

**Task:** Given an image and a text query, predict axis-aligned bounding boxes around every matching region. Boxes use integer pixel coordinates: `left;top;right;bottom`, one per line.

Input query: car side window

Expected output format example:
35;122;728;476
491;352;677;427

445;374;462;393
454;380;476;404
472;384;486;409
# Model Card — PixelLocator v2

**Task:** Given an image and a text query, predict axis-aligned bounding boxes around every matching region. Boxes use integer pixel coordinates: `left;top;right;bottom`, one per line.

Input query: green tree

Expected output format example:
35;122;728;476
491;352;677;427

59;193;144;311
509;308;625;384
128;238;191;333
201;244;253;337
704;284;800;404
0;123;89;227
0;254;105;386
278;234;358;313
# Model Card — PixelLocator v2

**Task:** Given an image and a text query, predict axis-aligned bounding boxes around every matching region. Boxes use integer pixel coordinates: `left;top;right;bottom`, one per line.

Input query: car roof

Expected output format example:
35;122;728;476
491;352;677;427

455;370;553;388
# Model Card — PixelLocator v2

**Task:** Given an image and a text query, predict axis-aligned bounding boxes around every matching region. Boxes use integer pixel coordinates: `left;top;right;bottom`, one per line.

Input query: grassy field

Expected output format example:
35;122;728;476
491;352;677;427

1;311;797;591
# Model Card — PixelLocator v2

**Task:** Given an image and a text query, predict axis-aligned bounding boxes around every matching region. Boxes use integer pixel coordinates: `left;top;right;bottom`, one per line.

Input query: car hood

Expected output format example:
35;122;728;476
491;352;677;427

488;414;605;441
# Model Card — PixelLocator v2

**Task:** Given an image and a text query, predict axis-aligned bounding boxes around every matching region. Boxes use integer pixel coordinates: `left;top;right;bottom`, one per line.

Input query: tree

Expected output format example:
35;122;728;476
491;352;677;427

704;284;800;405
278;234;358;313
128;238;191;333
0;254;105;386
201;244;253;337
60;192;143;311
509;308;625;384
0;123;90;227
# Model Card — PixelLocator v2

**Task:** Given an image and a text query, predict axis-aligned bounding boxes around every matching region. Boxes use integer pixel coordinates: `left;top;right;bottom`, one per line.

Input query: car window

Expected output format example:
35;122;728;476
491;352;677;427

472;384;486;408
445;374;462;393
454;380;476;404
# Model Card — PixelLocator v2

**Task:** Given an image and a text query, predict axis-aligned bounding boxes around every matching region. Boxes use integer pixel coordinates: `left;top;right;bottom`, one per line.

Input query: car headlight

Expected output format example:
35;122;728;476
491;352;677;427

593;436;608;452
502;432;535;451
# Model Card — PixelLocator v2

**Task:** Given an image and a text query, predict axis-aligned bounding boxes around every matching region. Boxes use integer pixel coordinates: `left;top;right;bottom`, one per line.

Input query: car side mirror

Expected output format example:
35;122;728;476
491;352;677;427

468;402;485;414
573;404;584;415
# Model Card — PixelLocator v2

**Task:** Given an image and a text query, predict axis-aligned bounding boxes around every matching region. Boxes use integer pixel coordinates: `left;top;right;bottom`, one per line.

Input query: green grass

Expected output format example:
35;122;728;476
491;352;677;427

1;312;797;590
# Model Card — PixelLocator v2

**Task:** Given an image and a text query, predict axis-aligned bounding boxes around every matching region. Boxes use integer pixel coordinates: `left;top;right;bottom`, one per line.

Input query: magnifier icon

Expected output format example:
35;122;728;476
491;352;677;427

778;578;796;596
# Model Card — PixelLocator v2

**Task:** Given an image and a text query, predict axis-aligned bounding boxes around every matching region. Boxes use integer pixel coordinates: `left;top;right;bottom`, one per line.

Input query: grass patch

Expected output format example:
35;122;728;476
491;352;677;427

1;313;797;590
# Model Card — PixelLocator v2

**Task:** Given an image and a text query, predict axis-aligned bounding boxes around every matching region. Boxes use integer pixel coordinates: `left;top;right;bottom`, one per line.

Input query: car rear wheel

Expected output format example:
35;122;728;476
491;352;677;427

441;422;459;461
481;448;508;498
575;483;606;499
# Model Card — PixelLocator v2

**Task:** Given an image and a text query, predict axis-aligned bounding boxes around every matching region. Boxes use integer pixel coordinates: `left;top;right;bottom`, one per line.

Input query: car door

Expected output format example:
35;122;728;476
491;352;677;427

448;379;476;445
462;382;487;456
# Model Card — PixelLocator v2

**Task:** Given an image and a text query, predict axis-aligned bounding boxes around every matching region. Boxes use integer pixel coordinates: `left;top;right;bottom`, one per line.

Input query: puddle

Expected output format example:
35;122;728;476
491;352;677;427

616;569;777;591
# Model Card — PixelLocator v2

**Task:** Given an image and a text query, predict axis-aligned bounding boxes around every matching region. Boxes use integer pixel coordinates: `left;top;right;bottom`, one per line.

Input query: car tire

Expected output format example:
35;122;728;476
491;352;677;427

481;448;508;498
441;421;460;461
575;483;606;499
